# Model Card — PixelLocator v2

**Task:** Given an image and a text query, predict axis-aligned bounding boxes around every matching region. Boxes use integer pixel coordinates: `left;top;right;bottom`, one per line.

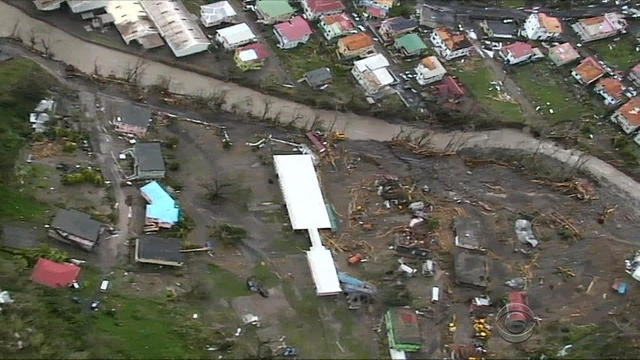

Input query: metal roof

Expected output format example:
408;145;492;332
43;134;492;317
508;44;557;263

216;23;256;45
200;1;236;25
140;181;180;225
134;142;165;172
51;209;101;242
136;235;184;265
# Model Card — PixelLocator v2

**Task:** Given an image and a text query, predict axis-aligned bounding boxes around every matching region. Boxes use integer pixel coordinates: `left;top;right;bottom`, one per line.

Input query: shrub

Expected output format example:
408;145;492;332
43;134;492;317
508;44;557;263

211;223;247;247
62;168;103;186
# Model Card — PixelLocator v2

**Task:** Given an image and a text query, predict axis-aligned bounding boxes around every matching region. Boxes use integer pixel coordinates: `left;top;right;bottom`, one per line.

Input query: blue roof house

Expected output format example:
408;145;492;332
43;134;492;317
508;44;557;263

140;181;180;228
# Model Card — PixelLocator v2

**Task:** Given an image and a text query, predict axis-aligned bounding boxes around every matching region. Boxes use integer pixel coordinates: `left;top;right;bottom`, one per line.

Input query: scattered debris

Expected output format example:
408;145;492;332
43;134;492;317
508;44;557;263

598;205;617;224
421;260;435;277
554;266;576;280
242;313;261;327
514;219;539;247
557;344;573;357
505;277;526;290
611;279;628;295
0;291;14;305
625;250;640;281
246;277;269;297
531;178;597;201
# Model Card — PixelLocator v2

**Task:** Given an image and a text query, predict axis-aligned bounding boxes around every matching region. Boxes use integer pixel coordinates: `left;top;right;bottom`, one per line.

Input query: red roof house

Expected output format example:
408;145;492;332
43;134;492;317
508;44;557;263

31;258;81;288
499;41;540;65
302;0;345;19
274;16;314;49
435;76;465;100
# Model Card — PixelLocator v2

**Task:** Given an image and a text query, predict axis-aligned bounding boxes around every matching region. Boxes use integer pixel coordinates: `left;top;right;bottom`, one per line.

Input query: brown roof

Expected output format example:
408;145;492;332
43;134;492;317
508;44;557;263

581;16;605;26
421;56;439;70
340;32;374;50
435;27;471;51
538;13;562;33
596;77;625;99
574;57;605;84
617;97;640;126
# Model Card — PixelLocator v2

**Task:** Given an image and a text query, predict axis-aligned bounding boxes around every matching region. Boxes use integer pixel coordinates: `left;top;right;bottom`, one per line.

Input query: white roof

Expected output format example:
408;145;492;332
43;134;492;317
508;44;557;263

106;0;159;44
141;0;210;56
372;68;394;86
216;23;256;45
273;154;331;230
201;1;236;22
238;49;258;62
306;245;341;296
353;53;390;72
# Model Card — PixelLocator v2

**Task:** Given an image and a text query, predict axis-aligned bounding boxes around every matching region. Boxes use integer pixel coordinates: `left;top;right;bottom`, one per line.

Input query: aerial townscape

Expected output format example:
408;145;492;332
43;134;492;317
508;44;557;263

2;0;640;358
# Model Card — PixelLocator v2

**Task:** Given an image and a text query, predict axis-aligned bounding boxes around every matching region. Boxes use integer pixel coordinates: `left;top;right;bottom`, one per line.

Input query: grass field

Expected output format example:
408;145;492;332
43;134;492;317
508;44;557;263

588;36;639;71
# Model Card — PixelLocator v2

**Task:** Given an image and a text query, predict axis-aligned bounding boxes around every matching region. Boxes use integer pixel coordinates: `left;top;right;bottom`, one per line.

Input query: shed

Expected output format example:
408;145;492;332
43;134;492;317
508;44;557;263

454;217;486;251
454;252;489;288
304;67;332;88
201;1;237;27
385;308;422;352
133;142;165;179
216;23;257;49
135;235;184;267
49;209;101;251
31;258;81;288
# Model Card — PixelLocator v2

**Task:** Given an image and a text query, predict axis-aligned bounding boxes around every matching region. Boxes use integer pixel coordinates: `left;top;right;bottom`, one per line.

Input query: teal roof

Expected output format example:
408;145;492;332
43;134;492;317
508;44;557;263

141;181;180;225
256;0;294;17
394;33;427;55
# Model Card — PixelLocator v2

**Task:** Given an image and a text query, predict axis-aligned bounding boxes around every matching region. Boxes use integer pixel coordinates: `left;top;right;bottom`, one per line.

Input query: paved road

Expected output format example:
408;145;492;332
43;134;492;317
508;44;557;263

2;3;640;212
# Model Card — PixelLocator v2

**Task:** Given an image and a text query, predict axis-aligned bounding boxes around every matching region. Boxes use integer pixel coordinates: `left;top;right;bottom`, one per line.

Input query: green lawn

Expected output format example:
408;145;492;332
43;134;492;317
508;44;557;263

588;36;639;71
500;0;525;8
511;62;604;125
449;58;525;123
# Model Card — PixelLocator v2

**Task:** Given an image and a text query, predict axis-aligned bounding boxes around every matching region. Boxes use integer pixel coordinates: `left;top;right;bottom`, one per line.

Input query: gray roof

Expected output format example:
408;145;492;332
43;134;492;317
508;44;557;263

137;235;184;265
304;67;332;88
454;252;489;288
51;209;101;242
118;103;151;128
383;17;419;32
482;20;517;36
454;217;486;251
2;225;39;249
134;142;165;172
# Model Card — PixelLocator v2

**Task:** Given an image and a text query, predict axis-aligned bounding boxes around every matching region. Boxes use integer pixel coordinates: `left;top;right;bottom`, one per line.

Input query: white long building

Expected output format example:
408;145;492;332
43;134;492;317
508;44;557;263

140;0;211;57
106;0;164;49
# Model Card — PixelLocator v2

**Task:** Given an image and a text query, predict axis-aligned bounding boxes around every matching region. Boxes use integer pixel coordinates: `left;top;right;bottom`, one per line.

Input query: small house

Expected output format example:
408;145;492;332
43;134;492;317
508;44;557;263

274;16;313;49
572;13;628;42
479;19;517;39
200;1;237;27
336;32;375;59
255;0;294;24
548;43;580;66
135;235;184;267
594;77;627;106
318;13;355;41
393;33;427;57
610;97;640;134
301;0;344;20
304;67;332;88
571;56;605;85
351;53;395;96
234;42;270;71
379;17;418;42
522;12;562;40
126;142;166;180
31;258;81;288
49;209;101;251
628;64;640;88
499;41;542;66
385;308;422;352
216;23;257;50
140;181;180;229
113;103;151;138
359;0;394;18
435;76;465;100
430;27;472;61
415;56;446;86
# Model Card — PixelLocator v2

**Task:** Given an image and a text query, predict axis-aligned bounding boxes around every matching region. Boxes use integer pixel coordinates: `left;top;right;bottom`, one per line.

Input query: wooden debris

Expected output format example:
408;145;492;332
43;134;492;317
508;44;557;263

554;266;576;280
586;277;597;294
389;139;456;157
598;205;618;224
464;158;513;168
531;178;597;201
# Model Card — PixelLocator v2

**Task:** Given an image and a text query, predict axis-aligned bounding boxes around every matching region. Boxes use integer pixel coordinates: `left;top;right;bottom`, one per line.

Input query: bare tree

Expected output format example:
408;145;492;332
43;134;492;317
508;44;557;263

123;58;147;84
40;38;53;58
261;98;273;121
28;30;37;48
203;178;233;203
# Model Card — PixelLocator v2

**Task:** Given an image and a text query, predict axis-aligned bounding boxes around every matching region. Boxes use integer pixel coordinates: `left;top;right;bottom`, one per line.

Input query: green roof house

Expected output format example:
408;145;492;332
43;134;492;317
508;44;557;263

385;308;422;352
394;33;427;57
256;0;295;24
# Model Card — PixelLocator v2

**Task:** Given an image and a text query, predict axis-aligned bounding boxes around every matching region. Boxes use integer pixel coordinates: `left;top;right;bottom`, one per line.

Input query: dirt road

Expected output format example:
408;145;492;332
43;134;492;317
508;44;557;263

1;3;639;210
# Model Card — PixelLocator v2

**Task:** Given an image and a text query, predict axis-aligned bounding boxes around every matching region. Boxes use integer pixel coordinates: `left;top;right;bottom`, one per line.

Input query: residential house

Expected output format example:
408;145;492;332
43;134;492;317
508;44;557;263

430;27;472;61
318;13;355;41
200;1;237;27
610;97;640;134
274;16;313;49
548;43;580;66
359;0;395;18
135;235;184;267
351;53;395;96
479;19;517;39
234;42;270;71
364;6;387;19
33;0;64;11
255;0;294;24
522;12;562;40
415;56;446;86
105;0;164;50
49;209;101;251
419;4;455;29
66;0;108;13
572;13;628;42
304;68;332;88
140;0;210;57
301;0;344;20
498;41;542;66
393;33;427;58
628;64;640;88
113;103;151;137
379;17;418;42
336;32;375;59
216;23;257;49
31;258;81;288
571;56;605;85
594;77;627;106
140;181;180;229
126;142;166;180
435;76;465;101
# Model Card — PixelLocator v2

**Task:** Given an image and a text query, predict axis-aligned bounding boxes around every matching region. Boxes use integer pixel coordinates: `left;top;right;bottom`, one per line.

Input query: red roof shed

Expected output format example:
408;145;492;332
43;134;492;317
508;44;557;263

31;258;81;288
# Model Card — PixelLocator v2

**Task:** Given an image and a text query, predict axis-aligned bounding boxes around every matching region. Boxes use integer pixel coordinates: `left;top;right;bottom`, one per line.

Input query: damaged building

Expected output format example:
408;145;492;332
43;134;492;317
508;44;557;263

49;209;102;251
